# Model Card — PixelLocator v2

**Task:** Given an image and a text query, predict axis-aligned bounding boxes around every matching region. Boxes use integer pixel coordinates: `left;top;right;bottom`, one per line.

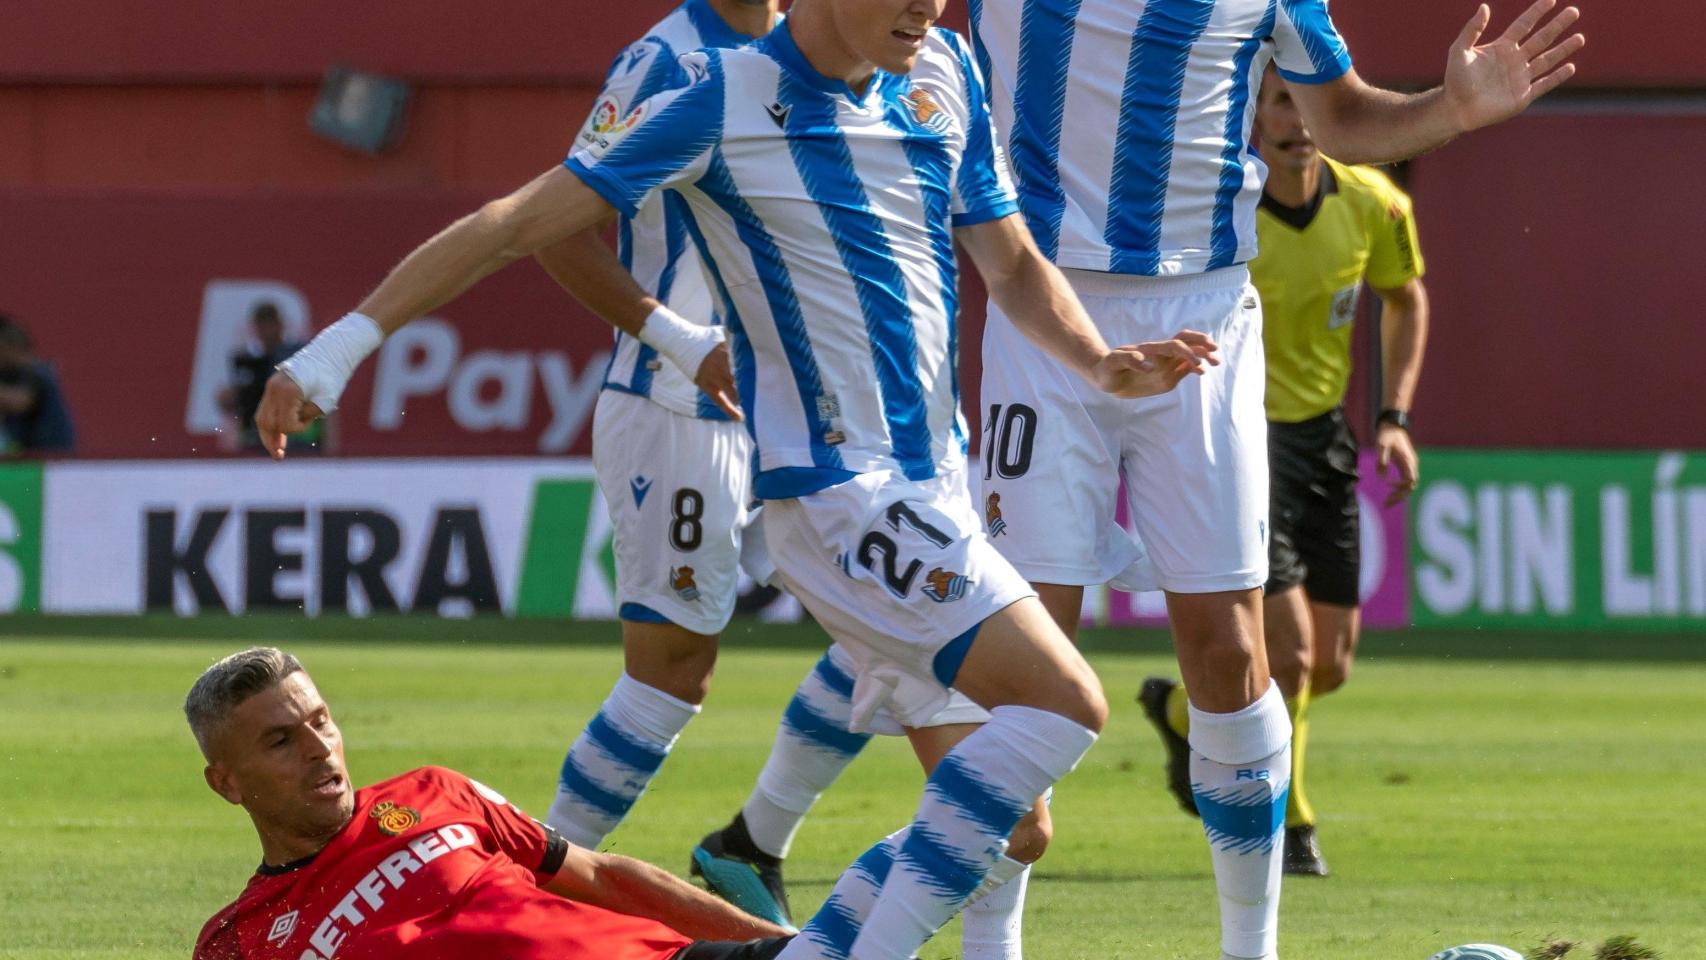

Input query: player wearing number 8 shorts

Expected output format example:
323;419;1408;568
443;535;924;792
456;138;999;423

529;2;888;932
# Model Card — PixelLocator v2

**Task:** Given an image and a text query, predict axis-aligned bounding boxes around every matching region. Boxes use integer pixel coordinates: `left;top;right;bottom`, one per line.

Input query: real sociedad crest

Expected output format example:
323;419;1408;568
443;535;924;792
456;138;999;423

671;566;701;602
904;89;954;135
922;567;970;603
985;492;1007;538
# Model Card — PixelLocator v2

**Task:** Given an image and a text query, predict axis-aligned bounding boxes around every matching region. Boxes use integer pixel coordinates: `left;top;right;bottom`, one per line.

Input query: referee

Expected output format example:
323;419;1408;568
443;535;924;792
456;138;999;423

1141;62;1430;877
1253;63;1429;875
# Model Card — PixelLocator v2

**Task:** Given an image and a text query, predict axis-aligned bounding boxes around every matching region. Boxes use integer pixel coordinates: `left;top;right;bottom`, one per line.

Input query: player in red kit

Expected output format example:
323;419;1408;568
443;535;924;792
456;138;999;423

186;647;792;960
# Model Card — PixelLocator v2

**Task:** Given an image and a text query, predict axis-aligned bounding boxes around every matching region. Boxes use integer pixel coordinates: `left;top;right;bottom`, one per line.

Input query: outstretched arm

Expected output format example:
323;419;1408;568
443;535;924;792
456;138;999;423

534;231;740;419
542;845;792;941
1288;0;1584;165
955;214;1218;399
360;166;615;332
253;165;615;456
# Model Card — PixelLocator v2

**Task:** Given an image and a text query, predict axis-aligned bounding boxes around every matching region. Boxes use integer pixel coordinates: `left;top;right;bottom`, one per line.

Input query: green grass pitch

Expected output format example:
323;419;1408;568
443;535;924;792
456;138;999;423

1;618;1702;959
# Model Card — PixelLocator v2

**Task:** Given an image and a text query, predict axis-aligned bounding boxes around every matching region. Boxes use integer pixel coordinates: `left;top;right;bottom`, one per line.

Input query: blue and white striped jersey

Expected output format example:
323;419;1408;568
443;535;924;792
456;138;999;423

567;25;1017;500
575;0;764;420
967;0;1352;277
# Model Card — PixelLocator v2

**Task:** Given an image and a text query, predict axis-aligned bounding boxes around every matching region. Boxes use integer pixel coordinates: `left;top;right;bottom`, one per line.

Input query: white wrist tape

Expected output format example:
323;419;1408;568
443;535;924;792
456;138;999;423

637;305;724;379
276;312;384;414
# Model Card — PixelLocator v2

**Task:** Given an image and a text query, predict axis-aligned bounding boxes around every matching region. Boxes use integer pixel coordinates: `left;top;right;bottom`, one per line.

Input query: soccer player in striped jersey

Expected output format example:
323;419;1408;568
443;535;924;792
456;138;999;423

528;0;835;926
1143;63;1433;878
536;4;1044;950
253;2;1217;957
967;1;1582;958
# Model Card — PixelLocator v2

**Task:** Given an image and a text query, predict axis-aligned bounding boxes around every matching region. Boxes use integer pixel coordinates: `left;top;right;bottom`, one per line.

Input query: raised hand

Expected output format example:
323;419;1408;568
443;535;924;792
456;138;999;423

1093;329;1220;399
254;371;325;460
1445;0;1585;132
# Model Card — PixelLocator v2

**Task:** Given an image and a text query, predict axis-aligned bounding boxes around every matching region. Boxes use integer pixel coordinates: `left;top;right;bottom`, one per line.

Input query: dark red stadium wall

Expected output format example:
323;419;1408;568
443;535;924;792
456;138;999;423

0;188;615;458
0;84;593;192
4;1;1703;456
1401;110;1706;449
6;1;1702;87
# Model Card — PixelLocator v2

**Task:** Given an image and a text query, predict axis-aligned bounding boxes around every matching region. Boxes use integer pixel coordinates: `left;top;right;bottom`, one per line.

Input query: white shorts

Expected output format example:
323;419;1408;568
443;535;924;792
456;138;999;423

979;266;1269;594
821;644;991;736
758;467;1035;732
593;390;753;636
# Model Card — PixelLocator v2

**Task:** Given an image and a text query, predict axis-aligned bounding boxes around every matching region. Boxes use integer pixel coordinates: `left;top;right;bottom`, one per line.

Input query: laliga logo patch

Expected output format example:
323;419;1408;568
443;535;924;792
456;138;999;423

369;800;422;837
591;98;647;137
580;97;648;158
904;89;953;135
671;566;701;602
984;492;1007;538
922;567;970;603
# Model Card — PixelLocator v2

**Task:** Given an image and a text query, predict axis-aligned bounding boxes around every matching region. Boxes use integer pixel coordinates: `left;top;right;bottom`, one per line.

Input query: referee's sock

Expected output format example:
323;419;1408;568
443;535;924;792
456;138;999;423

1284;679;1315;829
547;673;699;849
1166;681;1192;740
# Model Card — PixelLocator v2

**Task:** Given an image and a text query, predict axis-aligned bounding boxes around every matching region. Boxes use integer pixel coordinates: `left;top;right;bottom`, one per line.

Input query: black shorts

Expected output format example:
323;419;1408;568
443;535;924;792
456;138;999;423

673;937;792;960
1266;409;1360;607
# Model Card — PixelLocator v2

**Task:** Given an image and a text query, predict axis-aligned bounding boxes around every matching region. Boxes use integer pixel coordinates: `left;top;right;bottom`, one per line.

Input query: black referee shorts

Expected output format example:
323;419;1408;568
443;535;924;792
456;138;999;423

674;937;792;960
1266;408;1361;608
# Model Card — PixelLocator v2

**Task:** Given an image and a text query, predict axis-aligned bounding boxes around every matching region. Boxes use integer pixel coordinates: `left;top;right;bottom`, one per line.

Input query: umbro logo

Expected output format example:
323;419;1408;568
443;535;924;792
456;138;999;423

267;910;299;944
765;101;792;129
631;475;654;508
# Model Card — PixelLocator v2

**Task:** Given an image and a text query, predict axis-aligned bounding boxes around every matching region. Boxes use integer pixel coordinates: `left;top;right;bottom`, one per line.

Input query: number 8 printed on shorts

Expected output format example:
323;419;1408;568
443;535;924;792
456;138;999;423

669;488;703;551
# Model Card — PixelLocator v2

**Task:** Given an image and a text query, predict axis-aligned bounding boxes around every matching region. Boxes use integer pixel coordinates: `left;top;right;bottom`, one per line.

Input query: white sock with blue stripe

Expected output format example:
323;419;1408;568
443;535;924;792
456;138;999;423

741;645;872;858
848;705;1097;960
961;855;1030;959
780;833;1029;960
780;828;906;960
1188;681;1292;960
547;672;700;849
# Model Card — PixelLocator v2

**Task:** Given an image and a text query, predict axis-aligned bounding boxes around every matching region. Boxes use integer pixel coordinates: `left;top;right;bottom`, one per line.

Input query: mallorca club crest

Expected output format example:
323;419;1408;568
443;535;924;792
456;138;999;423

903;89;954;135
922;567;971;603
671;566;701;602
369;800;422;837
984;492;1007;538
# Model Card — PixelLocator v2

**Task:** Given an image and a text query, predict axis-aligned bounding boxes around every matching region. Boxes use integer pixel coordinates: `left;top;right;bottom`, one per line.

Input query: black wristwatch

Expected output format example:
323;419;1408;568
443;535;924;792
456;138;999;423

1377;408;1412;432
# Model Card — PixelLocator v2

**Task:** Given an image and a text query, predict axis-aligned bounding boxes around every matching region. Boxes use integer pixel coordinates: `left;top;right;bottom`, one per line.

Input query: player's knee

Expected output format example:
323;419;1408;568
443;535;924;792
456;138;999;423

1313;658;1349;695
1005;803;1052;864
1053;667;1108;733
1269;652;1311;700
625;629;719;704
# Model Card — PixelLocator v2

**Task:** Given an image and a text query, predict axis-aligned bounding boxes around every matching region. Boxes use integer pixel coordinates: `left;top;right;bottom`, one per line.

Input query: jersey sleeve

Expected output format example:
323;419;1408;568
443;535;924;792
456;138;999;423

937;30;1020;227
1363;173;1425;288
566;48;725;219
192;909;243;960
1271;0;1353;85
438;769;571;884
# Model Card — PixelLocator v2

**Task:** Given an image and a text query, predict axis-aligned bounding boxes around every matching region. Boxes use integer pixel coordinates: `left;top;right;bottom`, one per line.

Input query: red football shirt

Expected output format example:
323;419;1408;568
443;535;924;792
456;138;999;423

193;766;693;960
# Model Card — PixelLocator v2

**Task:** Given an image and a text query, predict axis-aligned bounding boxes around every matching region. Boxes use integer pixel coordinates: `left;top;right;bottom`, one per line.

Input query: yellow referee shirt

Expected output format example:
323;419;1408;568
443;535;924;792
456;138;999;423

1253;157;1424;423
